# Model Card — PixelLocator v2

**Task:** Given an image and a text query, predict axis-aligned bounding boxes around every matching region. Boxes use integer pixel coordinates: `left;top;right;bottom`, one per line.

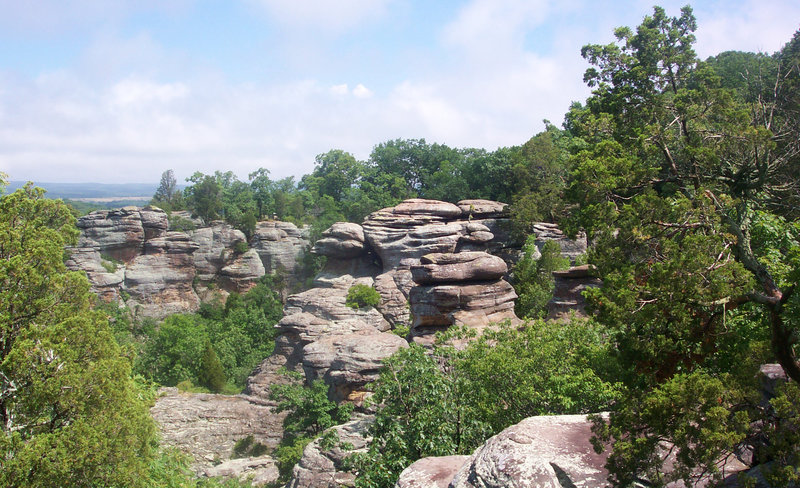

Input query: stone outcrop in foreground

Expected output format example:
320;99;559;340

150;388;284;485
397;413;751;488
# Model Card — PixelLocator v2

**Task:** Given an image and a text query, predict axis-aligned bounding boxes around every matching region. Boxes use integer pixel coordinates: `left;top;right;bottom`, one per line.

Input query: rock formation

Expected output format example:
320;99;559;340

287;414;373;488
408;252;518;341
67;207;309;319
547;264;601;321
396;413;751;488
150;387;285;484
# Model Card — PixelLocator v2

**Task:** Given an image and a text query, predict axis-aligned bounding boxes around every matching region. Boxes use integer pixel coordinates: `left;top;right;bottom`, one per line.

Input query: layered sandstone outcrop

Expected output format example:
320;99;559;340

409;252;519;340
67;207;309;319
151;387;285;482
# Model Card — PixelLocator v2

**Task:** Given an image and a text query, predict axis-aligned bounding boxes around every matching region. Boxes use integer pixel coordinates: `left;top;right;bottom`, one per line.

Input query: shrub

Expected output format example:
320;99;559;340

345;284;381;309
198;343;227;393
233;240;249;254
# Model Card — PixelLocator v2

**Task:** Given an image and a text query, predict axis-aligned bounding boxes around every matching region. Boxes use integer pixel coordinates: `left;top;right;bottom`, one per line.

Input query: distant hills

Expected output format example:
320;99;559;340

6;181;158;200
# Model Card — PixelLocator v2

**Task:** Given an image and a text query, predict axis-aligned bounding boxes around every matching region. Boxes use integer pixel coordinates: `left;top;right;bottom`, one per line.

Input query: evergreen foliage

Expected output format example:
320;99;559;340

512;238;570;318
345;284;381;309
0;181;160;487
198;343;226;393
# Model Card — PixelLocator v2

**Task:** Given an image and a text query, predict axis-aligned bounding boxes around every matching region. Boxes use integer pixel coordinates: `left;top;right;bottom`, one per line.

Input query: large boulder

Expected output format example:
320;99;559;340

219;249;266;294
410;252;507;285
448;415;609;488
123;232;201;318
288;414;373;488
312;222;367;259
548;265;602;320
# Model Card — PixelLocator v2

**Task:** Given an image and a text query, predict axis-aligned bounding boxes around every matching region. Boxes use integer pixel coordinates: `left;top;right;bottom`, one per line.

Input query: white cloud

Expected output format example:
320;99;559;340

110;79;189;106
352;84;373;99
694;0;800;57
330;84;349;95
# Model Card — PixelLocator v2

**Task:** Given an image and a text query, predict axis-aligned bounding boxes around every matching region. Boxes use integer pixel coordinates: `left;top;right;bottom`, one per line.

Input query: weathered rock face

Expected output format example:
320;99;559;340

245;269;403;403
68;209;310;319
395;456;471;488
303;331;409;402
151;388;285;477
76;206;154;262
190;223;249;284
448;414;610;488
313;222;367;259
408;252;518;340
548;264;602;321
288;414;373;488
250;221;310;291
398;414;750;488
124;232;201;318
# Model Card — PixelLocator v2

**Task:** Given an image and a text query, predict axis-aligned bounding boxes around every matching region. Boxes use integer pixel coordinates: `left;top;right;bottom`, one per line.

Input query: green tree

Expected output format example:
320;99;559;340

512;238;570;319
350;344;489;488
184;172;223;223
568;7;800;482
198;343;226;393
152;169;184;211
0;182;160;487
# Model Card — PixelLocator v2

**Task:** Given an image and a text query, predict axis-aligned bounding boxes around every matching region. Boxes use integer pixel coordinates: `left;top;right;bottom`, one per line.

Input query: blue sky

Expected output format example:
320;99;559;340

1;0;798;184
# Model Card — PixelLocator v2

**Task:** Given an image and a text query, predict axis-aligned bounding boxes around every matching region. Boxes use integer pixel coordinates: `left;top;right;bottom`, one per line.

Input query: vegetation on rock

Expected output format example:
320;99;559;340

345;284;381;310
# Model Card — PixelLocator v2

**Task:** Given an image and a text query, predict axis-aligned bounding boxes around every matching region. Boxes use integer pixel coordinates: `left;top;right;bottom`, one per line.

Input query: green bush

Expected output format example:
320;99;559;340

233;240;249;254
198;343;227;393
232;435;268;459
345;284;381;309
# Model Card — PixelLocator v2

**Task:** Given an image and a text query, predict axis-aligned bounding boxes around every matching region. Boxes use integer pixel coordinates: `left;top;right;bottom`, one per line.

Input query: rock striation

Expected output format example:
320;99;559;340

409;252;519;340
150;388;285;479
287;414;373;488
67;207;309;319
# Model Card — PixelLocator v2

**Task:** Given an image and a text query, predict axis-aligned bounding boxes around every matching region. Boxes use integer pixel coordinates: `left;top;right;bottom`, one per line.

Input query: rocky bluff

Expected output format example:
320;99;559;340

68;199;593;485
66;206;310;319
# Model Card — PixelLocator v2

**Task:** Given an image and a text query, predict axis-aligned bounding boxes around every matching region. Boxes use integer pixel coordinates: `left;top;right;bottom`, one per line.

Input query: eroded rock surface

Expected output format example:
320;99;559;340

288;414;374;488
448;414;609;488
68;209;309;319
396;456;471;488
151;388;284;473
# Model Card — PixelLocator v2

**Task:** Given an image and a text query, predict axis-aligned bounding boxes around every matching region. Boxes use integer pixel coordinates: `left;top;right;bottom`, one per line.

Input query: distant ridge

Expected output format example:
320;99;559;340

7;181;159;200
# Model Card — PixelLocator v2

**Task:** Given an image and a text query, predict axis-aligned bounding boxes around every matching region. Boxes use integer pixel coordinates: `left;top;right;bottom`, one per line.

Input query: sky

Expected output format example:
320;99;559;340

0;0;798;185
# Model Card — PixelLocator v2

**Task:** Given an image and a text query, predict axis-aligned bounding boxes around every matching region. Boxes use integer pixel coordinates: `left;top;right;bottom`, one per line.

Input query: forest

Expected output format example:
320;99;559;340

1;5;799;488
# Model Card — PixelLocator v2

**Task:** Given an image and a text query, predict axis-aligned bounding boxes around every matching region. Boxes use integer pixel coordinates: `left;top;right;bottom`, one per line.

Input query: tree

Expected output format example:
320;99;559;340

0;182;159;487
152;169;183;211
568;7;800;482
512;238;570;319
198;343;226;393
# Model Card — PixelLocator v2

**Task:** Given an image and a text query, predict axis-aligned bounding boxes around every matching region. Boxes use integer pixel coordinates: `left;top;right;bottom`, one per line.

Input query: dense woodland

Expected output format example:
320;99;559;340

1;6;799;487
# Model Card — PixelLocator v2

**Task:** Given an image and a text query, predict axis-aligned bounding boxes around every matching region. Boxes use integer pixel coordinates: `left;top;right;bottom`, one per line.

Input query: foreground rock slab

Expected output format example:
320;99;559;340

151;388;284;474
448;414;609;488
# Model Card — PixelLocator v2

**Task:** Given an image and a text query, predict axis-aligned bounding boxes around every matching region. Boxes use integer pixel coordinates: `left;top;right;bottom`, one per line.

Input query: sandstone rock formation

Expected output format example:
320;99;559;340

287;414;373;488
548;264;602;320
448;414;610;488
68;208;309;319
250;220;310;292
395;456;471;488
408;251;518;340
124;232;201;318
396;413;751;488
150;388;285;475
